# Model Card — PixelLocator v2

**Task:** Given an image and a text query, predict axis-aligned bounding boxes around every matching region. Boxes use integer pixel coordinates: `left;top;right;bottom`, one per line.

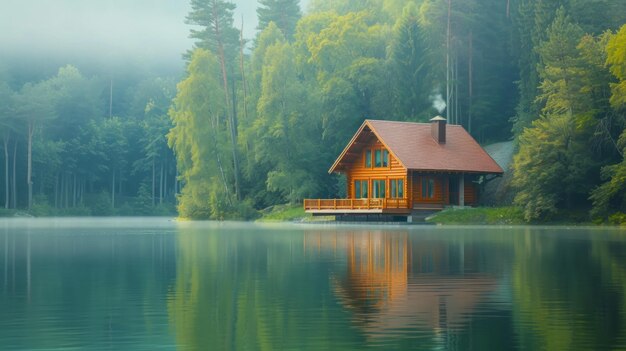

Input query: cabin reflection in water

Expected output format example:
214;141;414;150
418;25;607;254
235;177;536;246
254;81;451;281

304;231;497;338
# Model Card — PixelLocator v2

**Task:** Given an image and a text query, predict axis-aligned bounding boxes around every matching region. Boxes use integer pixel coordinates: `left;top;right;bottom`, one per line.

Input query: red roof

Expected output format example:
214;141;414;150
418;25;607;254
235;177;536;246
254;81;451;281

329;119;503;174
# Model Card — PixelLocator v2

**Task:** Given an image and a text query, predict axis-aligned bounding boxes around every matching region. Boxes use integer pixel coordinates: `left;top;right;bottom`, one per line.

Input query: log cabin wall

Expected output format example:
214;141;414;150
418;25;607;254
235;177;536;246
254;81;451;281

345;138;407;199
408;173;479;208
409;172;446;208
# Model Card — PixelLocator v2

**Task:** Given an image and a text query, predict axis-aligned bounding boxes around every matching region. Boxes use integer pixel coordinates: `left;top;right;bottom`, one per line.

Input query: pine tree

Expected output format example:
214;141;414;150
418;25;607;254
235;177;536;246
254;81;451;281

257;0;301;39
186;0;239;61
590;25;626;221
387;3;430;121
512;0;562;135
186;0;242;201
513;8;595;220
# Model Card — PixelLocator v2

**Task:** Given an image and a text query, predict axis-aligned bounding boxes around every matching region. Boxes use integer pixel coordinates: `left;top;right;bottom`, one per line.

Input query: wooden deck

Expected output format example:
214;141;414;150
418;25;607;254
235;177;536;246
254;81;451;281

304;198;411;215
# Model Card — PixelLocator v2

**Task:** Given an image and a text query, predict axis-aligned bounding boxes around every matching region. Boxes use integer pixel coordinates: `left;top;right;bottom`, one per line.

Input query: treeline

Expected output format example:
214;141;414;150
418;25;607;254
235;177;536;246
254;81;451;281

169;0;522;219
511;3;626;222
0;65;178;216
4;0;625;222
170;0;626;222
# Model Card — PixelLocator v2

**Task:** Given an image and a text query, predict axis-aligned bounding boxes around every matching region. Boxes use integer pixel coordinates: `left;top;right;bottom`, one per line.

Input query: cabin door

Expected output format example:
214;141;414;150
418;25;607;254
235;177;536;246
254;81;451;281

448;176;459;205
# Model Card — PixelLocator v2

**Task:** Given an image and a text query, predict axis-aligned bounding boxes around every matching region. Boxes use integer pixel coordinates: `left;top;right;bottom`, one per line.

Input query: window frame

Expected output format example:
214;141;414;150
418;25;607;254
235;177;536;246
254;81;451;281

372;179;386;199
354;179;369;198
390;178;404;198
374;149;382;167
365;147;390;169
365;149;372;168
421;177;435;199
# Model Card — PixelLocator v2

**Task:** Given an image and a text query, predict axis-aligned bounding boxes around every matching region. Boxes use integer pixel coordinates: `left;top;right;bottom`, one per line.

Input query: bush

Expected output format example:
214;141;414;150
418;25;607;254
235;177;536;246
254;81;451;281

84;191;114;216
30;195;56;217
608;212;626;225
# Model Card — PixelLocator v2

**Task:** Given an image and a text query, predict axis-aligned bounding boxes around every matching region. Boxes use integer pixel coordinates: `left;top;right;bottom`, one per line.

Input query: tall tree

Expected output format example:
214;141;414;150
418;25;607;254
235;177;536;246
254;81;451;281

15;80;55;210
387;3;431;120
257;0;302;39
169;49;235;219
187;0;242;201
300;11;388;152
513;8;594;220
512;0;562;135
590;25;626;220
256;42;321;202
0;83;16;209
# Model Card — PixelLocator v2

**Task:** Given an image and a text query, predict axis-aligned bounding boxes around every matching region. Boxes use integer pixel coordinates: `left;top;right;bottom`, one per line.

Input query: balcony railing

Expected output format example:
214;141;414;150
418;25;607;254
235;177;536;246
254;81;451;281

303;198;409;211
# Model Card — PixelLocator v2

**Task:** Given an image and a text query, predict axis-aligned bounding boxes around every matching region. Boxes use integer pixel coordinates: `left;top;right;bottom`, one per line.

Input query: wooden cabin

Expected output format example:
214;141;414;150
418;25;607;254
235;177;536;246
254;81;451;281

304;117;503;220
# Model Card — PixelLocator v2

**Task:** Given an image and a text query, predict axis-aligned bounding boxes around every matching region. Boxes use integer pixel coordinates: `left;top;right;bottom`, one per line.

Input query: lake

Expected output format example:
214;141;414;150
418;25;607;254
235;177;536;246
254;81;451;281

0;218;625;350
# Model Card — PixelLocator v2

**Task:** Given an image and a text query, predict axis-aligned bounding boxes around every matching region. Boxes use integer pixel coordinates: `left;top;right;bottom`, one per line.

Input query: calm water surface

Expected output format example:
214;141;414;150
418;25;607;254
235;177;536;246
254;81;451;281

0;218;625;350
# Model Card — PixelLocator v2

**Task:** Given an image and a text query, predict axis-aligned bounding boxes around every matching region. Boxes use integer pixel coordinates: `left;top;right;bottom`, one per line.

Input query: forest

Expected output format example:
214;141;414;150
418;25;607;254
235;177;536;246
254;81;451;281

1;0;626;222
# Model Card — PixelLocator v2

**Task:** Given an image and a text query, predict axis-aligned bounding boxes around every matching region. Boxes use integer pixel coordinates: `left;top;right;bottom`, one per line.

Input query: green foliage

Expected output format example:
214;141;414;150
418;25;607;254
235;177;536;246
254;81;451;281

257;0;301;39
186;0;240;62
169;49;255;219
0;52;176;216
608;212;626;225
387;3;431;120
7;0;626;222
513;114;593;221
169;50;228;220
85;192;115;216
511;8;617;222
606;25;626;109
30;194;57;217
589;125;626;222
536;8;585;116
129;181;161;216
589;24;626;222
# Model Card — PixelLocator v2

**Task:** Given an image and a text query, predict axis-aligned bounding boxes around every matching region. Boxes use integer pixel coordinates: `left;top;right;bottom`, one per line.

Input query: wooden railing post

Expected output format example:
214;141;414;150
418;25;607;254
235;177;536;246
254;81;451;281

318;199;321;209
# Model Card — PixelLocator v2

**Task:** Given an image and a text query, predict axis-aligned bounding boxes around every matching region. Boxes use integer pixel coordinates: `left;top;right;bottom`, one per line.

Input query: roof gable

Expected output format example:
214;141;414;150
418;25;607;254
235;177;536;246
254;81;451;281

329;119;503;174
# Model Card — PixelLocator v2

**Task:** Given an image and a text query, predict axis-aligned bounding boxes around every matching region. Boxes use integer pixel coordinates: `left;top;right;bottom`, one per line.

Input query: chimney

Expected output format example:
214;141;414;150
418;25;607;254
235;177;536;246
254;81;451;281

430;116;447;144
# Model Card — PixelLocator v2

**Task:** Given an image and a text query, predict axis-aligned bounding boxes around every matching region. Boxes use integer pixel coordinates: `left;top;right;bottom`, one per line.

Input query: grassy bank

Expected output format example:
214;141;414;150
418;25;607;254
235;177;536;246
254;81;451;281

257;204;335;222
426;207;526;225
425;206;622;225
257;204;312;222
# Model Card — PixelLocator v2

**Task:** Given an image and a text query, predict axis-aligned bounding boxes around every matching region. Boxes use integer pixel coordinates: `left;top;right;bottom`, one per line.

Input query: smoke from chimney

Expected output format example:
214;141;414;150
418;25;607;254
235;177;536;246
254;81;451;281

429;92;447;114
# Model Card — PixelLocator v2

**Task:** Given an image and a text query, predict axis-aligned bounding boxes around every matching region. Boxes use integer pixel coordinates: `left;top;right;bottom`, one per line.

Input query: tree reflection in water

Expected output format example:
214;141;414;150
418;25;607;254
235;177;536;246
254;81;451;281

167;224;626;350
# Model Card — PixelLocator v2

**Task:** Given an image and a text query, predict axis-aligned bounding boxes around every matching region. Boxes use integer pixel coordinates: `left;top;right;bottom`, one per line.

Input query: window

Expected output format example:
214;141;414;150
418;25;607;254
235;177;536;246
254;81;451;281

390;179;404;198
372;180;386;198
421;177;435;199
354;180;368;198
366;148;389;168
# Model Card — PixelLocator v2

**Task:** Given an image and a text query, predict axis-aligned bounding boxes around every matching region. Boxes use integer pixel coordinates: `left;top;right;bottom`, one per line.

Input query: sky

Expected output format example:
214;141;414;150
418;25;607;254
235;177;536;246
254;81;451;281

0;0;310;76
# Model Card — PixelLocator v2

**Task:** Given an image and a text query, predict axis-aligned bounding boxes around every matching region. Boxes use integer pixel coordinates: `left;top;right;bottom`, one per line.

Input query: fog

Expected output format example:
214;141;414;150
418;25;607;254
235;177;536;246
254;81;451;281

0;0;309;76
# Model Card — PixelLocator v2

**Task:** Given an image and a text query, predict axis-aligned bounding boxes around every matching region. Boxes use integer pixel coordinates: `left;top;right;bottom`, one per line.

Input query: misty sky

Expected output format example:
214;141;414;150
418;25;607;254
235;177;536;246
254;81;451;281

0;0;310;73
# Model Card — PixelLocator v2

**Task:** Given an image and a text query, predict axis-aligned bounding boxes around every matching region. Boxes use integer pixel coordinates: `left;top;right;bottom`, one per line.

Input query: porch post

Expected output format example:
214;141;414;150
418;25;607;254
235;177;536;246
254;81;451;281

458;173;465;207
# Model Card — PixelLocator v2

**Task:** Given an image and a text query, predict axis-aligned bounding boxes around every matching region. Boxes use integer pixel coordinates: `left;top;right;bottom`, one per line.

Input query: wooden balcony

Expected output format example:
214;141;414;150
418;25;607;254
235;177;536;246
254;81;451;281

303;198;411;215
